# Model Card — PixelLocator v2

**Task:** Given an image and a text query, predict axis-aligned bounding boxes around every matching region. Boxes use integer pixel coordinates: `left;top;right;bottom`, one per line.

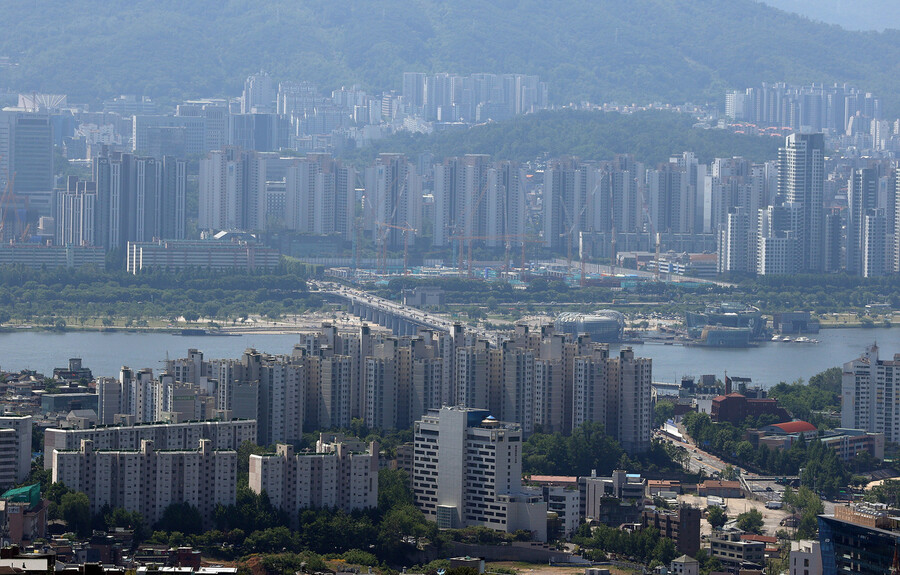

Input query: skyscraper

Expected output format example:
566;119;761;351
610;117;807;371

778;133;825;272
847;168;877;275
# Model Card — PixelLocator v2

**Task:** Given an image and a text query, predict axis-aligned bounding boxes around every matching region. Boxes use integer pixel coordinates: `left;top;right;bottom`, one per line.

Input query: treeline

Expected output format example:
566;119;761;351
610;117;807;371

682;411;850;497
347;110;781;166
737;274;900;313
523;422;685;477
572;522;677;568
767;367;841;425
0;264;320;324
43;468;442;566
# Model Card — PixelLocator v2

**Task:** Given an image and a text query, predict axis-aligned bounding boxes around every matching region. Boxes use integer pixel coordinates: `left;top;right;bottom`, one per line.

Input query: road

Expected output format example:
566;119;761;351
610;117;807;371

655;428;729;477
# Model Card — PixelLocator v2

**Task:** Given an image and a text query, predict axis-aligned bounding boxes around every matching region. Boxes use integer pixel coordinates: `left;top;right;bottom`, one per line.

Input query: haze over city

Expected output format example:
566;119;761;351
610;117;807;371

0;3;897;575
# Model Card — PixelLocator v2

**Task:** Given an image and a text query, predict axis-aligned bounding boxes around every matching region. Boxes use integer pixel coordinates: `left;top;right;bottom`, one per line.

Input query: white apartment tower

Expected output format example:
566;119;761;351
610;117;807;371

606;348;652;454
412;406;547;541
0;415;32;490
842;344;900;442
249;440;378;519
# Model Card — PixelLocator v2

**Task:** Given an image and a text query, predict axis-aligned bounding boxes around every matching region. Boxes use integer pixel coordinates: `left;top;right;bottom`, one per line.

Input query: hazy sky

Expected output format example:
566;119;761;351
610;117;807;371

760;0;900;32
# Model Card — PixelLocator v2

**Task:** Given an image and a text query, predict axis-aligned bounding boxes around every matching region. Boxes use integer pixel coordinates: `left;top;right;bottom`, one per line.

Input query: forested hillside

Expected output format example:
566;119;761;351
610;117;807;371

2;0;900;112
344;110;783;165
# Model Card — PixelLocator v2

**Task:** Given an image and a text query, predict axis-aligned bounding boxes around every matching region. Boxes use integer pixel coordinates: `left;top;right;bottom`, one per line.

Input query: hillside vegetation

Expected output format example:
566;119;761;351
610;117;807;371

345;109;783;165
2;0;900;112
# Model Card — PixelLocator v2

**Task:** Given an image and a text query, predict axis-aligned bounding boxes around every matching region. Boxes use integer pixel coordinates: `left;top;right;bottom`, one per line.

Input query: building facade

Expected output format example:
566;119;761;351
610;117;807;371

52;439;237;524
249;440;378;518
412;406;547;540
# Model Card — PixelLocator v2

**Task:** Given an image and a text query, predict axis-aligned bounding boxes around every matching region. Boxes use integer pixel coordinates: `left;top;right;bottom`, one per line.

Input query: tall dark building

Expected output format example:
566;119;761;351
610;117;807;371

0;111;54;216
92;150;186;250
819;505;900;575
847;168;877;275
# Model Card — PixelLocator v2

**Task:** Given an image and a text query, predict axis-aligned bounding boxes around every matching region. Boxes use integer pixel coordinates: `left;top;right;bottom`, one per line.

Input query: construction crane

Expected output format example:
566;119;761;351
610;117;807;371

454;173;493;276
558;201;587;285
655;232;662;281
0;162;20;242
377;222;417;276
364;159;408;276
450;234;542;279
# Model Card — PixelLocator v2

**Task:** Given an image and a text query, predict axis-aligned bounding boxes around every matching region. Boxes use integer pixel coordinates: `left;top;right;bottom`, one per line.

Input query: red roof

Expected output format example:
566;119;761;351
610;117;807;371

769;421;817;434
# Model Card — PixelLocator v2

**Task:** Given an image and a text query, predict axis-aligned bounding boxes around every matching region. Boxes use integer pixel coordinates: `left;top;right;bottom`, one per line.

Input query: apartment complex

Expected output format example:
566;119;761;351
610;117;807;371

43;419;256;470
52;439;237;524
249;439;378;518
106;322;652;455
412;406;547;541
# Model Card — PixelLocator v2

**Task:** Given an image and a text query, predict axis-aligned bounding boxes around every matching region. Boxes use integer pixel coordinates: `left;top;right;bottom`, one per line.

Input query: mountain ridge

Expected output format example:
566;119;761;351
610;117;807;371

1;0;898;113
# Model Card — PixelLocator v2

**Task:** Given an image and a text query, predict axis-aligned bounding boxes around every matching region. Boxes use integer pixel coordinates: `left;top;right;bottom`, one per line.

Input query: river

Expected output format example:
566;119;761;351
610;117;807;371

0;327;890;385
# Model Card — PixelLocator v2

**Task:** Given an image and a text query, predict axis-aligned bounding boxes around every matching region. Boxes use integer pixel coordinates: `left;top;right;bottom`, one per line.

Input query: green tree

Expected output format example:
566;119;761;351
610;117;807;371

156;502;204;534
653;400;675;428
721;464;738;481
378;468;413;512
706;505;727;529
736;508;764;534
60;491;91;536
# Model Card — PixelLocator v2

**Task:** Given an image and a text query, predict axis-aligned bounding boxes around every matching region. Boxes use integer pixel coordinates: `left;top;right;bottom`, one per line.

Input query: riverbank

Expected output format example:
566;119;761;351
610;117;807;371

0;310;379;336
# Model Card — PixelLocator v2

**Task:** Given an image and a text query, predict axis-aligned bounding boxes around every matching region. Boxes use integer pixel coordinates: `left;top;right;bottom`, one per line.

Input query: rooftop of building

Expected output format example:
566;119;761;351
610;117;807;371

740;534;778;544
525;475;578;485
764;421;817;434
700;480;742;489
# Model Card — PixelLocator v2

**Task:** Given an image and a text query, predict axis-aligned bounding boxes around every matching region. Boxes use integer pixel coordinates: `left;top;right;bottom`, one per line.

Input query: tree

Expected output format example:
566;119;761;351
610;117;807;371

60;491;91;536
783;486;824;539
378;468;413;513
721;464;738;481
653;401;675;428
736;508;764;534
707;505;727;529
156;502;204;534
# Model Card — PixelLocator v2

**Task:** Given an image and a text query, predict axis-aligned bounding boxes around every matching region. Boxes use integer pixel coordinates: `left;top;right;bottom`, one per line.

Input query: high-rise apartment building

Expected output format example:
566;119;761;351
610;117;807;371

54;177;97;246
242;71;276;114
847;168;878;275
52;438;237;524
284;154;356;240
43;418;256;469
0;415;32;490
842;344;900;442
90;150;186;249
412;406;547;540
365;154;421;249
717;207;753;274
862;209;887;278
778;133;825;272
249;440;378;521
606;348;652;454
199;148;266;231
